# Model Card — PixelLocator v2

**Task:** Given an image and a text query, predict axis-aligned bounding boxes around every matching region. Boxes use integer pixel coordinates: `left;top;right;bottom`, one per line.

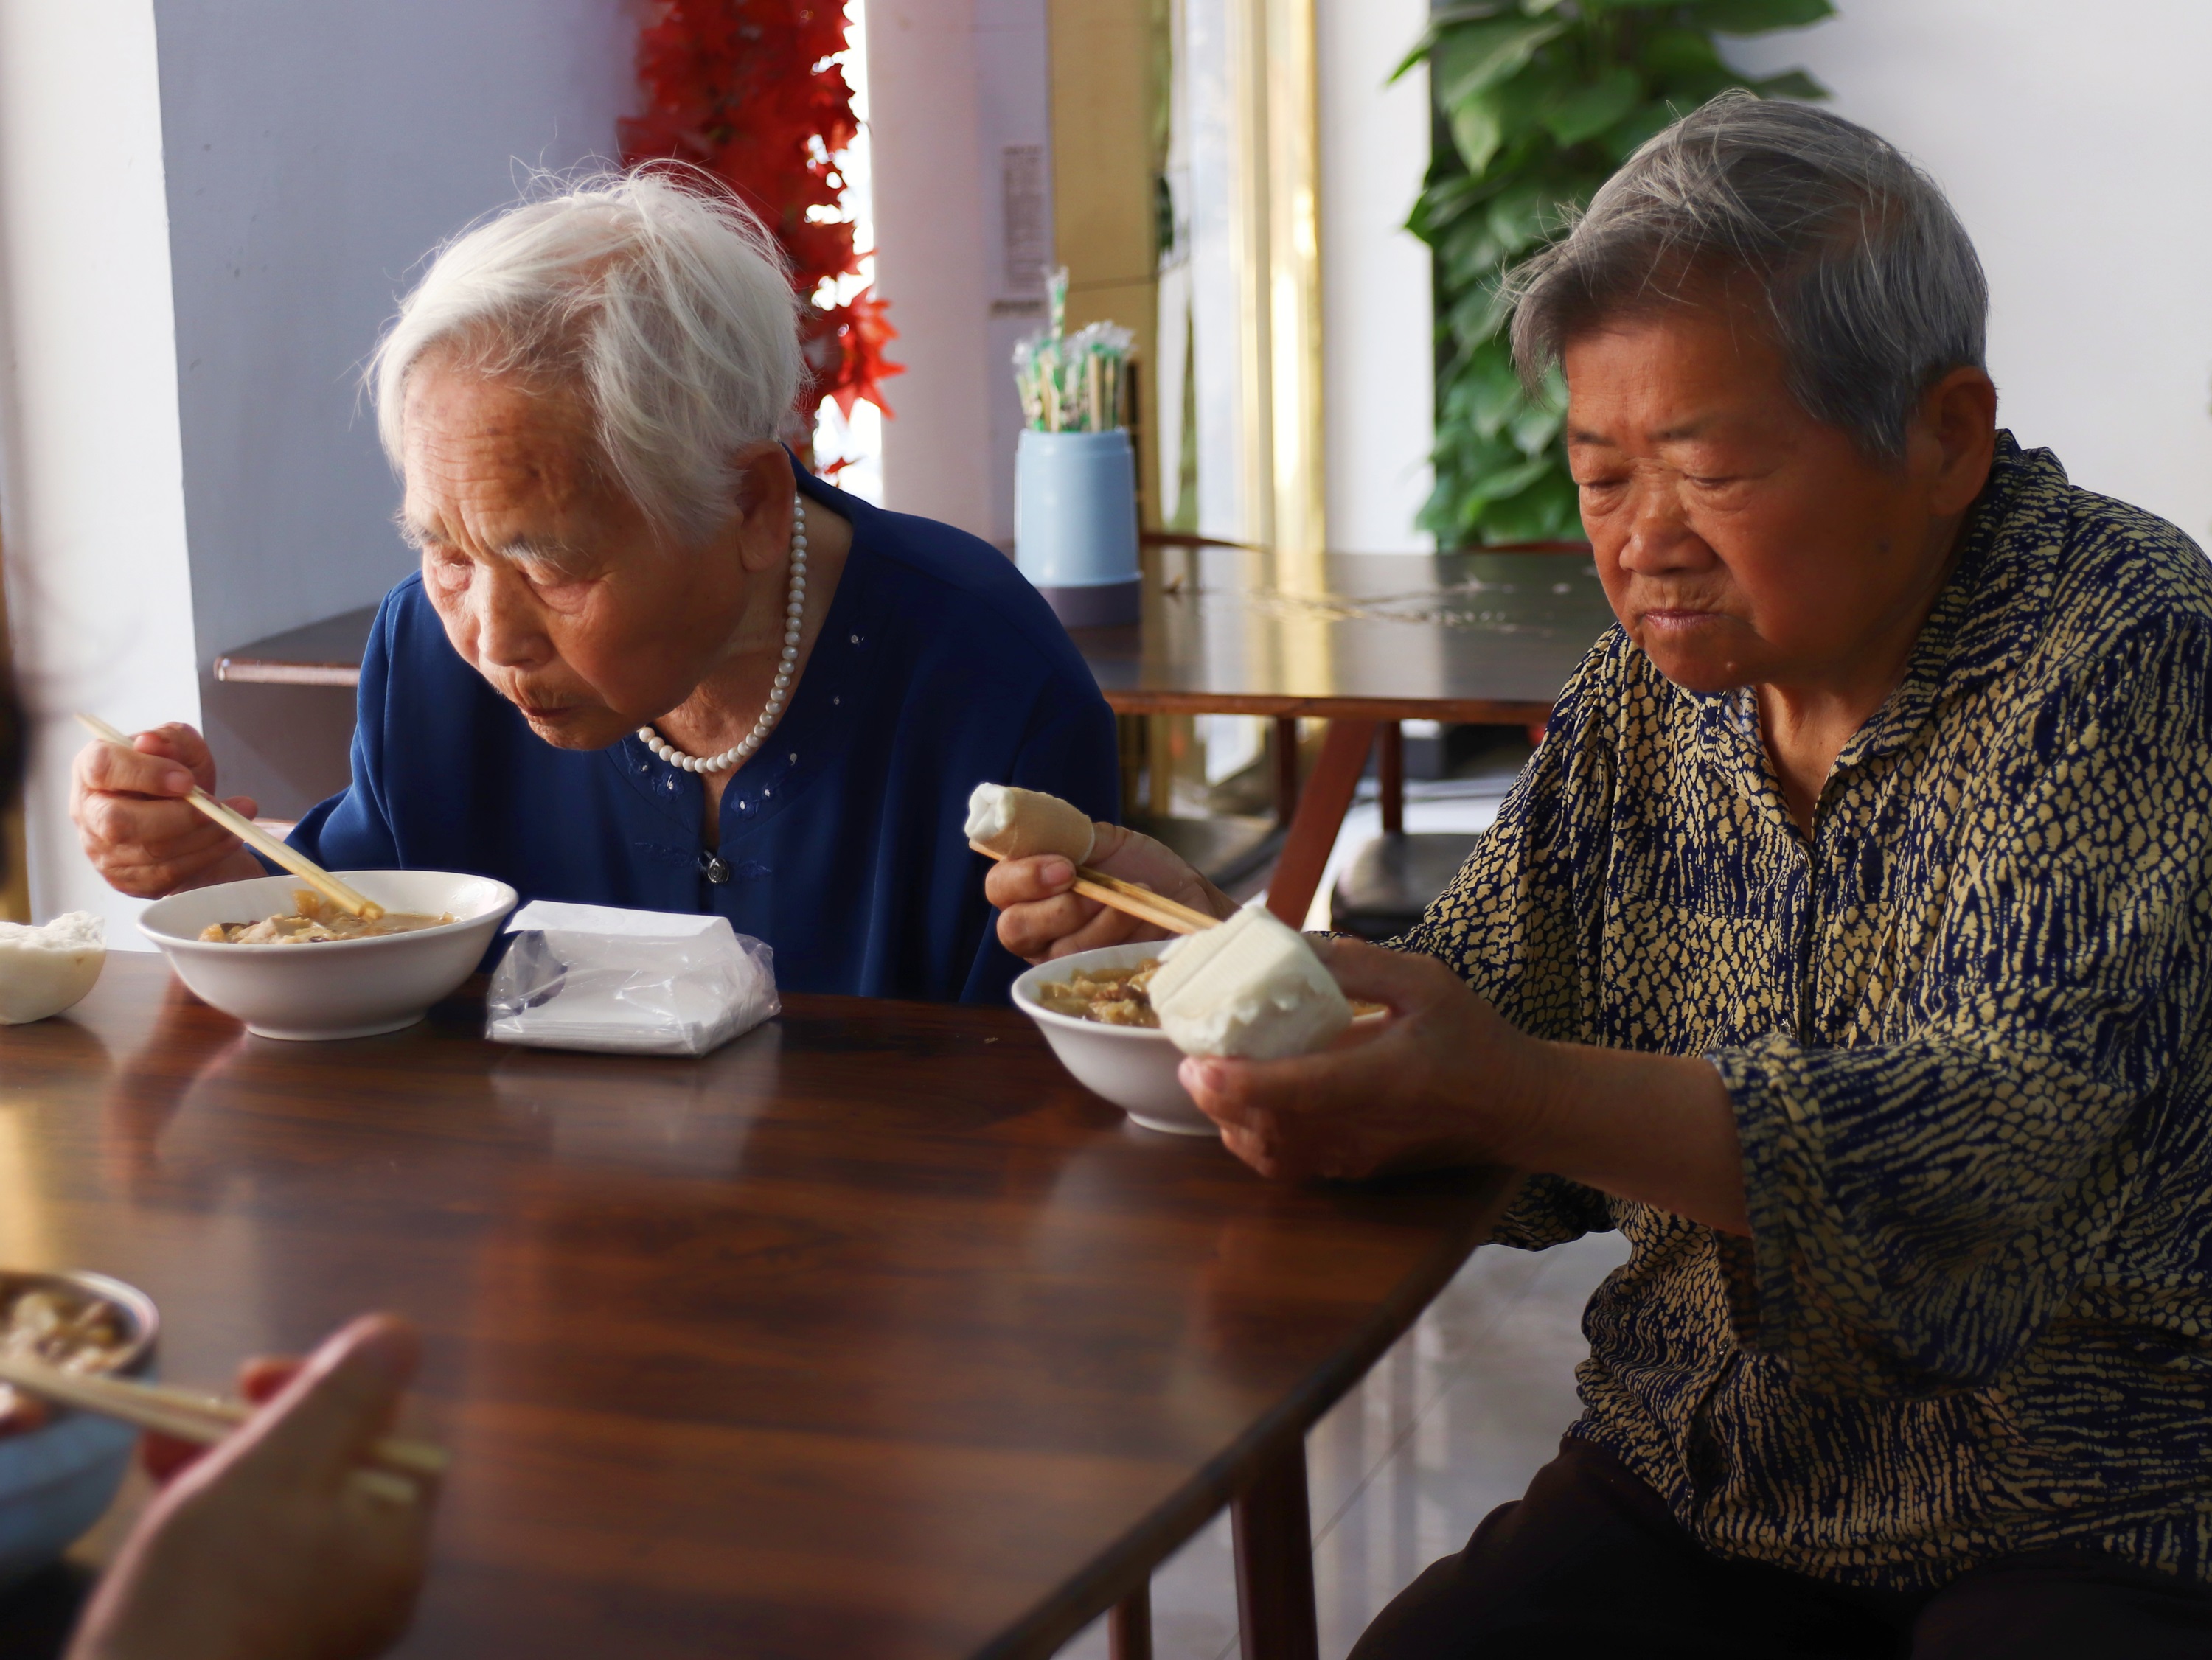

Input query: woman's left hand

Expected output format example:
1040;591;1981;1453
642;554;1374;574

1178;938;1551;1182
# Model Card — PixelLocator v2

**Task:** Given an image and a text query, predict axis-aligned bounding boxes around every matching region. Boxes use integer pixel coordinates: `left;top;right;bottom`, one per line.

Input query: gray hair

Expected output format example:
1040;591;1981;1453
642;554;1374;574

370;167;804;545
1509;92;1986;459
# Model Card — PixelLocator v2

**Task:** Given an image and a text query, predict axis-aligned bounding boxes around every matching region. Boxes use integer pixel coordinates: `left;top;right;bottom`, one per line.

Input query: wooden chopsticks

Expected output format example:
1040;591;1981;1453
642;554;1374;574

0;1350;447;1504
970;841;1220;937
76;714;383;920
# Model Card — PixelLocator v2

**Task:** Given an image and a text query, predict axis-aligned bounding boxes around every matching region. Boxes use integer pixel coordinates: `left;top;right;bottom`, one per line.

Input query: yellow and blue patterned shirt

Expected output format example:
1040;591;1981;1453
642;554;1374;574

1412;434;2212;1589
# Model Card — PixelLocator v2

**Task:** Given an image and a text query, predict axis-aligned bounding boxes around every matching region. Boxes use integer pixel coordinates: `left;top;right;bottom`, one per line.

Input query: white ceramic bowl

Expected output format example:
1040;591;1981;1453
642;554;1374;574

139;871;518;1040
1013;942;1219;1136
0;1269;158;1589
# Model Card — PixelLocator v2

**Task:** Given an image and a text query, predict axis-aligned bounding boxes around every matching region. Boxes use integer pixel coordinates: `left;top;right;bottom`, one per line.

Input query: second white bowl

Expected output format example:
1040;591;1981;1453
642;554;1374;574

1013;942;1217;1135
138;870;518;1040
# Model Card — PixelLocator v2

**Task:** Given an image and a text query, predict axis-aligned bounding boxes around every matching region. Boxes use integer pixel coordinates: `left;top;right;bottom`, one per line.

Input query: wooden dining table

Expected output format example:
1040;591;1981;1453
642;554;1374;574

1074;538;1614;924
0;955;1516;1659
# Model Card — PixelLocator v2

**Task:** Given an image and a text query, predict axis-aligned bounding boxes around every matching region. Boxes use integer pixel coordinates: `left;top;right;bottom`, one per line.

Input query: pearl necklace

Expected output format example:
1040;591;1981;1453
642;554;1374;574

638;490;808;775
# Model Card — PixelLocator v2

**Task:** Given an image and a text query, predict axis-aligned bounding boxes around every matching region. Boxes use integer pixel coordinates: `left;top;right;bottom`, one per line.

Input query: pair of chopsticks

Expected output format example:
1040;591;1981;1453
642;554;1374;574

969;841;1220;936
76;714;383;921
0;1350;447;1505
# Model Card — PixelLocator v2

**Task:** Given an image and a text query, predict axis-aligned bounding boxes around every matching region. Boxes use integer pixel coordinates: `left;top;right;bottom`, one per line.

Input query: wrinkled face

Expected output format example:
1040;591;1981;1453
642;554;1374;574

399;359;747;750
1564;301;1957;697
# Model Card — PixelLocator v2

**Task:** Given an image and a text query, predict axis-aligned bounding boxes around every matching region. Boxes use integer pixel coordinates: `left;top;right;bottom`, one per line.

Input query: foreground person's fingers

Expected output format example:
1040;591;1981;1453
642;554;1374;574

68;1316;437;1660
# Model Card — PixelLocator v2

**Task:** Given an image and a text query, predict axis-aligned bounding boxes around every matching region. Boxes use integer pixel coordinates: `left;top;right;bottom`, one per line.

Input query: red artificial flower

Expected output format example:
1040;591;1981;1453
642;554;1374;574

620;0;902;435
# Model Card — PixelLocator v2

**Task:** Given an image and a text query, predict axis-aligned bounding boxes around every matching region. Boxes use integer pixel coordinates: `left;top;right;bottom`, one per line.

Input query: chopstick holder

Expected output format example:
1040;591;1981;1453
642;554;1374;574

76;714;383;921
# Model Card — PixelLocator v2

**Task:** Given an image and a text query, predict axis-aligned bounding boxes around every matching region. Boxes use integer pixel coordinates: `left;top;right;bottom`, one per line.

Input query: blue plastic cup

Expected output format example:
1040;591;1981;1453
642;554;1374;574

1014;429;1140;628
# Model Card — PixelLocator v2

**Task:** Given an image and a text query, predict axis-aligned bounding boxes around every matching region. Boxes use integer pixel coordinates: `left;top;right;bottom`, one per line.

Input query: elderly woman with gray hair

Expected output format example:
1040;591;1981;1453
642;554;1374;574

71;171;1116;1002
998;94;2212;1654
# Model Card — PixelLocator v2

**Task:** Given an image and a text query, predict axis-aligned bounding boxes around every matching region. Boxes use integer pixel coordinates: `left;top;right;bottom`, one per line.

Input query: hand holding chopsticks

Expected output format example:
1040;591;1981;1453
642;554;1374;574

0;1348;447;1505
74;714;383;920
970;840;1220;937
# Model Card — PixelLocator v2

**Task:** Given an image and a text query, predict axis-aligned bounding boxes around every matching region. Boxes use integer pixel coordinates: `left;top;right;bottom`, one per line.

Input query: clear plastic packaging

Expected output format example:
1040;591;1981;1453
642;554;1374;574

485;902;779;1057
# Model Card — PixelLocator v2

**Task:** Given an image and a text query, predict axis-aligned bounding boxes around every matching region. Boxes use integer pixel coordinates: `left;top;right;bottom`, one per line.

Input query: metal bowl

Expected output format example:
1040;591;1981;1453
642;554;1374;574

0;1269;160;1588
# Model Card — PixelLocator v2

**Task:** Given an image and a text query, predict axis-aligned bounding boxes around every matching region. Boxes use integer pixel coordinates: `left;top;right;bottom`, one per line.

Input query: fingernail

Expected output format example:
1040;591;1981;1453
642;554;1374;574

1040;857;1072;887
164;770;192;792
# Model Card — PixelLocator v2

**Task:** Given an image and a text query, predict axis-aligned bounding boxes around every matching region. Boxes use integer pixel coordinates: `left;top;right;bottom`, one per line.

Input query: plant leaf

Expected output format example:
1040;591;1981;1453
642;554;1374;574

1389;1;1519;81
1432;17;1568;109
1750;69;1828;100
1543;65;1641;146
1447;96;1509;177
1688;0;1835;32
1641;27;1725;80
1603;99;1686;162
1485;177;1561;257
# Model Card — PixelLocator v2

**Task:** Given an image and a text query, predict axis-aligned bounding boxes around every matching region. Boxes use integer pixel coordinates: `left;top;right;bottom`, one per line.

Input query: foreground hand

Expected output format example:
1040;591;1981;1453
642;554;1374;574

1180;938;1546;1181
67;1315;438;1660
72;722;264;898
988;823;1236;960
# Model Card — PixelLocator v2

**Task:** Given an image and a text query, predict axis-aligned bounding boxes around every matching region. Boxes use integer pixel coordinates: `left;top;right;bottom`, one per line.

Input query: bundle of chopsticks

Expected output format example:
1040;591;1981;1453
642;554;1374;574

0;1350;447;1504
1012;268;1135;435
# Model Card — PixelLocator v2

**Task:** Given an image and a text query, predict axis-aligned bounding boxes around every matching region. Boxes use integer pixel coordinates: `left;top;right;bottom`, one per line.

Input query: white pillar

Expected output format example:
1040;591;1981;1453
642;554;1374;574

1317;0;1433;554
866;0;998;539
0;0;199;937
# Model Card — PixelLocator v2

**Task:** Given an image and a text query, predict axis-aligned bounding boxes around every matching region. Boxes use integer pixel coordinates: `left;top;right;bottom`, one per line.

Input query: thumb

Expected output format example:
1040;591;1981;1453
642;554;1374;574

1310;935;1441;1011
223;1314;419;1488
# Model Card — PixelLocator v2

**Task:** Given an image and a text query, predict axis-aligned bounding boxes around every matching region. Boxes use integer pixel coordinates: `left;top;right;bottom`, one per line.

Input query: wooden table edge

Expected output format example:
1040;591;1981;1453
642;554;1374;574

974;1165;1525;1660
1099;692;1557;725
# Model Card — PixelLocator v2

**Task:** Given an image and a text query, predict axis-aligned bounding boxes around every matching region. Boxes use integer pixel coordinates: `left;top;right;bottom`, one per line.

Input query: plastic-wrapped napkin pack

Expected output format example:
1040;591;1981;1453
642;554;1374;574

486;902;779;1057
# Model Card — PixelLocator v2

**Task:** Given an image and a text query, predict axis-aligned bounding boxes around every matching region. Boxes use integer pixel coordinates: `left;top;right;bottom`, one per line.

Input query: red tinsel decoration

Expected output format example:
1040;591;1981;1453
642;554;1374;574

619;0;900;443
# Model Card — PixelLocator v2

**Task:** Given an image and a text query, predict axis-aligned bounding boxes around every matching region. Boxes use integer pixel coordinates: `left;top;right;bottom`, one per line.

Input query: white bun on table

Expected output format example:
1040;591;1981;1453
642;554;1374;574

965;783;1097;865
0;912;106;1025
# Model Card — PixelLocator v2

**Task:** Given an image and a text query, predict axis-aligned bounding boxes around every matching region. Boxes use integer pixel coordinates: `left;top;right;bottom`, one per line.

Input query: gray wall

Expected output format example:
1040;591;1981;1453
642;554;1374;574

153;0;638;815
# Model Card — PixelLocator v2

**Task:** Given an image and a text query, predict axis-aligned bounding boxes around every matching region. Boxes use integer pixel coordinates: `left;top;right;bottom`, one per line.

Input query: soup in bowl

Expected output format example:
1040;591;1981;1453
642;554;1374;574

139;870;518;1040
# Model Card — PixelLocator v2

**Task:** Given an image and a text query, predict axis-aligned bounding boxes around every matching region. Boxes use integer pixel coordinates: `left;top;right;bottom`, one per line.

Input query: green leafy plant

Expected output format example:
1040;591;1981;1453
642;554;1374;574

1404;0;1833;545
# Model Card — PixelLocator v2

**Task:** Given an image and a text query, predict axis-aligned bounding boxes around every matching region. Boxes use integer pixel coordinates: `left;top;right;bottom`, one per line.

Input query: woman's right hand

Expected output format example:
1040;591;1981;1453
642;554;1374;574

987;822;1235;961
71;722;265;897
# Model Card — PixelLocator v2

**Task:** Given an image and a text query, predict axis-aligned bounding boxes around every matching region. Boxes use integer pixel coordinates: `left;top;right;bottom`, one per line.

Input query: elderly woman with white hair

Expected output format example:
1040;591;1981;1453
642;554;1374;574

998;95;2212;1654
72;171;1116;1002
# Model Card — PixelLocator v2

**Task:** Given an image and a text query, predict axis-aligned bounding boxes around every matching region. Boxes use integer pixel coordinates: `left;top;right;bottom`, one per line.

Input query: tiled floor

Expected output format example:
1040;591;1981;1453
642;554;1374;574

1053;1229;1633;1660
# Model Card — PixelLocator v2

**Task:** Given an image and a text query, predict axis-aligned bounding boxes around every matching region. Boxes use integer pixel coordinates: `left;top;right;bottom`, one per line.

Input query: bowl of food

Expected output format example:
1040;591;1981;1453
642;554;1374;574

138;871;518;1040
1014;935;1391;1137
1014;943;1215;1134
0;1270;157;1588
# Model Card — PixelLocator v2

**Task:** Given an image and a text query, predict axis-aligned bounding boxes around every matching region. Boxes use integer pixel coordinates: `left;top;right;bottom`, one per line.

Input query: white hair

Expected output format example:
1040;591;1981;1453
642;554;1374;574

370;167;805;545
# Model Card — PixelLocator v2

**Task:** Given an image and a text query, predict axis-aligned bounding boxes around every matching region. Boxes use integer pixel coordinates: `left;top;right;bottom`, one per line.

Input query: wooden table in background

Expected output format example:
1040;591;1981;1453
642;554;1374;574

212;543;1616;928
1074;540;1613;922
0;956;1514;1660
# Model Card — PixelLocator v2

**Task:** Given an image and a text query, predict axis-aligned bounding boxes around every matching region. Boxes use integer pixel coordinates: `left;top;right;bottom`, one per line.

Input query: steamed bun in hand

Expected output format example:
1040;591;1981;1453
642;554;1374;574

965;783;1098;864
0;912;105;1024
1148;901;1350;1061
